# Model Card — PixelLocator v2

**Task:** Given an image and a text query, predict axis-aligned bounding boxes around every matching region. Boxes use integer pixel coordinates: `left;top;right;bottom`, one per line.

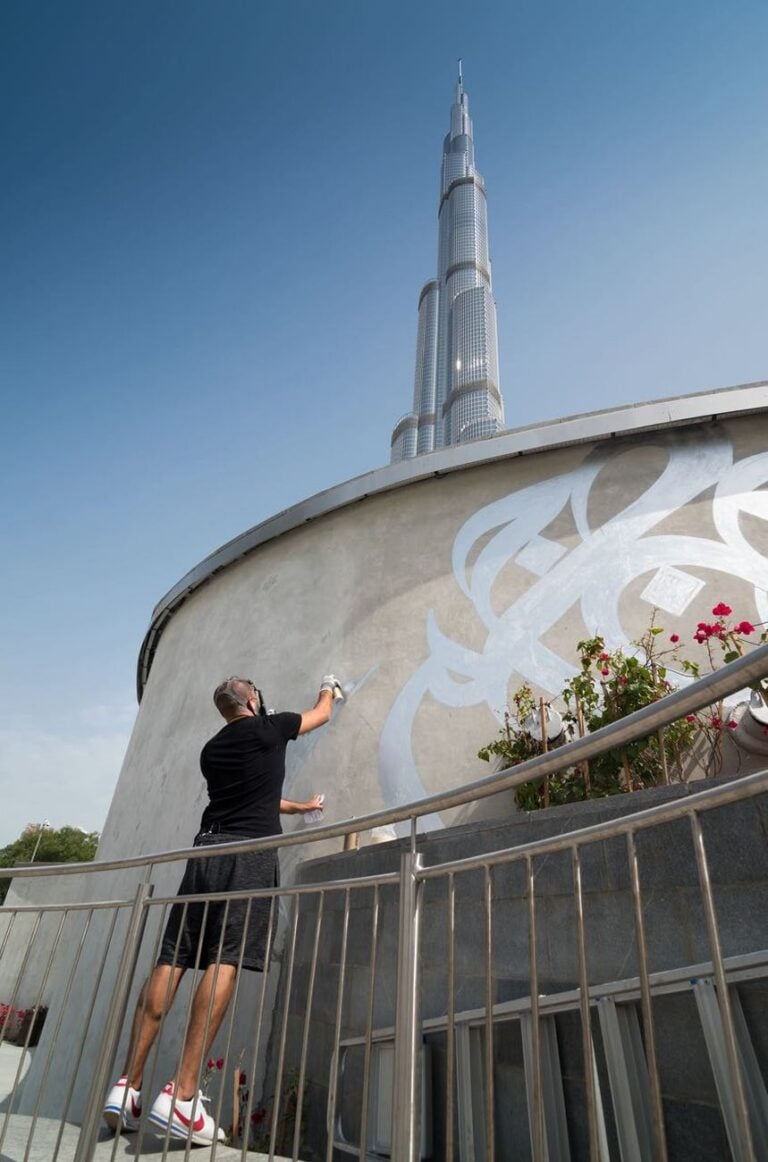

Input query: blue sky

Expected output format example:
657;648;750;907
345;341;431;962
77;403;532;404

1;0;766;845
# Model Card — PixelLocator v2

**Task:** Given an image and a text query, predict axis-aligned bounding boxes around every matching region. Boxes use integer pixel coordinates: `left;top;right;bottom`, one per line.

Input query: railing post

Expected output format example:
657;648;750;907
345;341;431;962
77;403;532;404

74;879;153;1162
391;847;423;1162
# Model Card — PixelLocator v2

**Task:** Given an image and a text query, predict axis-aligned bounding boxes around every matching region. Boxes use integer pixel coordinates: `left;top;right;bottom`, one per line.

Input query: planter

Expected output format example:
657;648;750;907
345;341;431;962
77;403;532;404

0;1004;47;1047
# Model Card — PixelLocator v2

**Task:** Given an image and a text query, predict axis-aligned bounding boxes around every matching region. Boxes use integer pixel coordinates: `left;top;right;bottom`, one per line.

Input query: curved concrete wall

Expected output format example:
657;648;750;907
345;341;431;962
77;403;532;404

3;383;768;1125
102;384;768;865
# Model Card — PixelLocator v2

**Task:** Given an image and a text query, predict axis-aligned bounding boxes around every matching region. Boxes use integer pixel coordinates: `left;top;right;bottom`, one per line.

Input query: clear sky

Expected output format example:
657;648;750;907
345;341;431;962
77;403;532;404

1;0;766;846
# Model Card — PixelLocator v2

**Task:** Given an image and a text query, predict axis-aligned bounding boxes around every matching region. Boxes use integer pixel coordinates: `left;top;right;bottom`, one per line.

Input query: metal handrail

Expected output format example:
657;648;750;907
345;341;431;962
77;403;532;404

2;641;767;882
1;645;767;1162
417;765;768;878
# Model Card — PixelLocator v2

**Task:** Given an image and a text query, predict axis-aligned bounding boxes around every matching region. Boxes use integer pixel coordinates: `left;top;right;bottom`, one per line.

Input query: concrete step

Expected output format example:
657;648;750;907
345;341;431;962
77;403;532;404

0;1114;299;1161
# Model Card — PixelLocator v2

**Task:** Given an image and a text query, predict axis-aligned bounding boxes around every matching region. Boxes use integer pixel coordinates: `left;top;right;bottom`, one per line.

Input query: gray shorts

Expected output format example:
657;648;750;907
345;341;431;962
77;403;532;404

157;832;279;972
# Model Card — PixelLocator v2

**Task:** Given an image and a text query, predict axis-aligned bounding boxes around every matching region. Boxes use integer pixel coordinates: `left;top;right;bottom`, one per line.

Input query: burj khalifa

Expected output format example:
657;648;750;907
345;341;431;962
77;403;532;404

390;64;505;462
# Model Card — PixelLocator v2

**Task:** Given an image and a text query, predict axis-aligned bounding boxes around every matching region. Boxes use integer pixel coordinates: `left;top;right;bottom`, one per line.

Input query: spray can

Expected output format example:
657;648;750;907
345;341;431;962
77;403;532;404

304;794;325;825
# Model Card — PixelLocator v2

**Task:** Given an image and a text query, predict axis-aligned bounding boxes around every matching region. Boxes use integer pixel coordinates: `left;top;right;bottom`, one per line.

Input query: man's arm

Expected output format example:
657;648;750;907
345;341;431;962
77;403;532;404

297;686;334;735
280;794;324;815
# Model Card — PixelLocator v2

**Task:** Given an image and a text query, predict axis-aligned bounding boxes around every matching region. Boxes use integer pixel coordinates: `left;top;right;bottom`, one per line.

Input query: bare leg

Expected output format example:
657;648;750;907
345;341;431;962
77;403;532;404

124;964;185;1090
175;963;238;1099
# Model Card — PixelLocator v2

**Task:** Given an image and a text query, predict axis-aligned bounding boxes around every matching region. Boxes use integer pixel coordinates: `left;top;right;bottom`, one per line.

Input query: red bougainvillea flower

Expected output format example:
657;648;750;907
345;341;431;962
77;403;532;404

216;1058;224;1070
599;652;610;661
207;1058;215;1070
693;630;708;643
711;716;722;730
711;602;732;617
727;720;738;729
600;667;610;676
686;715;696;723
736;621;755;635
670;633;680;643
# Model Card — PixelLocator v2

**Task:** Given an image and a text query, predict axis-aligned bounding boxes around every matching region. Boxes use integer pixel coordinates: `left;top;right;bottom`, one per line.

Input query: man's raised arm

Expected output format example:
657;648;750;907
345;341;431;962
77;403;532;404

297;675;342;735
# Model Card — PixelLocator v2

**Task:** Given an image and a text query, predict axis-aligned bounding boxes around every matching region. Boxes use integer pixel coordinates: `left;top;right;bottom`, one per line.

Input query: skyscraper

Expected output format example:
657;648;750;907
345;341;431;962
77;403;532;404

390;64;505;463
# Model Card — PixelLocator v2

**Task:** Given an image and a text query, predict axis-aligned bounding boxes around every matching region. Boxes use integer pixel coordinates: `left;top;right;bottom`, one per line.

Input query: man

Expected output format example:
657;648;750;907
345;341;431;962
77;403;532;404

103;673;340;1145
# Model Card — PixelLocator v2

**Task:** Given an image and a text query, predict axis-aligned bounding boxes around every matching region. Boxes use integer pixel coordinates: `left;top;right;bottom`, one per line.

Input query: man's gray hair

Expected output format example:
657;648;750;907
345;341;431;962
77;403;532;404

213;677;255;715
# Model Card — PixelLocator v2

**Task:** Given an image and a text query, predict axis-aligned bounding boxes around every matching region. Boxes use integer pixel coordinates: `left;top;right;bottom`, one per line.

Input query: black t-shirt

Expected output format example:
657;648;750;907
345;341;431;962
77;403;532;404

198;712;302;837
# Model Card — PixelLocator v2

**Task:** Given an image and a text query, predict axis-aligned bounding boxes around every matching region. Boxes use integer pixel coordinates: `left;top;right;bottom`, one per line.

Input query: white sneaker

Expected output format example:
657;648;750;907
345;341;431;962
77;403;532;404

148;1082;225;1145
103;1076;142;1132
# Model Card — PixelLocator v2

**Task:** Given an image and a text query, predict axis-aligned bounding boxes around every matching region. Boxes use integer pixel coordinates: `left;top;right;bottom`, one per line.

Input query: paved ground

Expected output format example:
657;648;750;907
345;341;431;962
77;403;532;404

0;1047;295;1160
0;1044;29;1107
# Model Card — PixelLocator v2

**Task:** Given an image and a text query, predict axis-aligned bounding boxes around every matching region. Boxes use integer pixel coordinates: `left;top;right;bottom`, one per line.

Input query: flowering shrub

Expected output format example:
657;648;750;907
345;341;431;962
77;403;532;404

247;1070;305;1155
200;1055;224;1094
202;1054;306;1155
0;1003;46;1046
479;604;766;810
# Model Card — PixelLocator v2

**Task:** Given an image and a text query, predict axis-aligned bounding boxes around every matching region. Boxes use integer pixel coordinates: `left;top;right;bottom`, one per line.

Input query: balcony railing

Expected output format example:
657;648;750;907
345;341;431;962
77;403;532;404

1;643;767;1161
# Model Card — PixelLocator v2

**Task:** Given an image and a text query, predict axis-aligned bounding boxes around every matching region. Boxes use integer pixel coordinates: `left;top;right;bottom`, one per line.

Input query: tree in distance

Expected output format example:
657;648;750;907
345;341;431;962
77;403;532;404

0;824;99;904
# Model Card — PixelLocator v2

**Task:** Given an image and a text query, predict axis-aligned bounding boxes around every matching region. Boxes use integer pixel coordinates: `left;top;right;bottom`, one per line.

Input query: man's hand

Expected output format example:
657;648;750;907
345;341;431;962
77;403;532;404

320;675;344;700
298;675;343;734
280;794;325;815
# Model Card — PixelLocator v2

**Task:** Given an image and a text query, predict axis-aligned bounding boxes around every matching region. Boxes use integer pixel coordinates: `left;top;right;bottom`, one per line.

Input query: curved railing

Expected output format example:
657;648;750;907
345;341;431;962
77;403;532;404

1;643;767;1161
3;641;768;879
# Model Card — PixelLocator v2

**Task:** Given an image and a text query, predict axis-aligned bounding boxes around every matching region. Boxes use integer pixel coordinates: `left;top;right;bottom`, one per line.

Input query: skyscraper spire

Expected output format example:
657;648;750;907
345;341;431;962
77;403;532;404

390;67;505;462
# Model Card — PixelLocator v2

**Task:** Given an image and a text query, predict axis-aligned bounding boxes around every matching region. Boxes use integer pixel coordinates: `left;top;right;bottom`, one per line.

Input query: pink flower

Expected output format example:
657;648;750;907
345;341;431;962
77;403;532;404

712;602;732;617
693;631;708;643
736;621;755;635
216;1058;224;1070
711;716;722;730
727;720;738;729
207;1059;215;1070
670;633;680;643
686;715;696;723
600;667;610;676
599;652;610;661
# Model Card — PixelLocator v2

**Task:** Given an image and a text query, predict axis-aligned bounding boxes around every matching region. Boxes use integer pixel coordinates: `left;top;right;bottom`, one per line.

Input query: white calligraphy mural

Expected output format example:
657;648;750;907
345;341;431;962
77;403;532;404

379;433;768;825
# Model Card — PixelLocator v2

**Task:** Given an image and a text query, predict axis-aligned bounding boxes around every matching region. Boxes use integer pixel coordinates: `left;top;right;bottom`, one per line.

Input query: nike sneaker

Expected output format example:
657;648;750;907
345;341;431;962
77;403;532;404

148;1082;225;1145
103;1076;142;1132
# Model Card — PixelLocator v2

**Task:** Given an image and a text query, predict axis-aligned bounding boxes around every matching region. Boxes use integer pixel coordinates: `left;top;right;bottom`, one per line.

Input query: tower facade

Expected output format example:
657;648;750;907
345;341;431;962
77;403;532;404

390;65;505;463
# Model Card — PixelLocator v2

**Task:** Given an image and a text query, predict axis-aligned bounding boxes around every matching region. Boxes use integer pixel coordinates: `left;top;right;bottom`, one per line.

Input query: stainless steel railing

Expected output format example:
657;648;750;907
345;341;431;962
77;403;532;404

0;642;767;1161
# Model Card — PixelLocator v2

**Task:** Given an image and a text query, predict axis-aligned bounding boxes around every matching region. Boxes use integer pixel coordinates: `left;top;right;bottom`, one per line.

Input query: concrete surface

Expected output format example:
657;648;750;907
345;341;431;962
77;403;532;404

0;1116;295;1161
0;1044;297;1160
0;1044;29;1107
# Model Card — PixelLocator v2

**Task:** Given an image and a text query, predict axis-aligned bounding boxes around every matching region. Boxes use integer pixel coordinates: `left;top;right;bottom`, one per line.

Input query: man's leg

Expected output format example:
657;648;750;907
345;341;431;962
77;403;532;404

124;964;185;1090
175;963;238;1099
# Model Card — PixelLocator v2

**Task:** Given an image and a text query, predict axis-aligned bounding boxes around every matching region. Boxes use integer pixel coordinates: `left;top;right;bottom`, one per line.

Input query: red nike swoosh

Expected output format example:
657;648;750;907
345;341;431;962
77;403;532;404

174;1108;205;1133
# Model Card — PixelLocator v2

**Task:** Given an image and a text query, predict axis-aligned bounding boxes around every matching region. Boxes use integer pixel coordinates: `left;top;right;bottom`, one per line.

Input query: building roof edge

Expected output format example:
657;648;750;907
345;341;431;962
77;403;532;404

137;380;768;700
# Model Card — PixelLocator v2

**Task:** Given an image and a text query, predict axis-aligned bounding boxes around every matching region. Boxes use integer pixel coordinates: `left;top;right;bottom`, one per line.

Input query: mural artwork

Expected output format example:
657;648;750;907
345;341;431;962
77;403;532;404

379;433;768;822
